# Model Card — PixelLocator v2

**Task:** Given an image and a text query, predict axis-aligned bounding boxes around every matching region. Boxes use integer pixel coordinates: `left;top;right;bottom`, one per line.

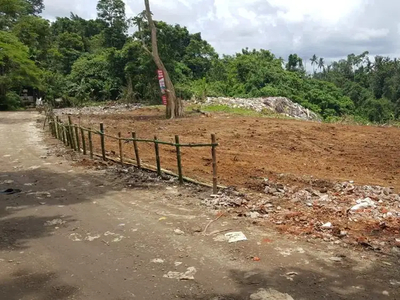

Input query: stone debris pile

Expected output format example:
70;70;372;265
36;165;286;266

203;180;400;253
202;192;248;208
55;103;142;116
202;97;321;121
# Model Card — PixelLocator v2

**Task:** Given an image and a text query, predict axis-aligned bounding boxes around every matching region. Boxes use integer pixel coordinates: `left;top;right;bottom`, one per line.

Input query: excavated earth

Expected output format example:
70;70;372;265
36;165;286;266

58;107;400;191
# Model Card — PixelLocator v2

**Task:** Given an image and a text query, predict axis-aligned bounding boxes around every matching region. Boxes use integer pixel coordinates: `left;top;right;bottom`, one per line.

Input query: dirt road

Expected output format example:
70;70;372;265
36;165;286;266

1;111;399;300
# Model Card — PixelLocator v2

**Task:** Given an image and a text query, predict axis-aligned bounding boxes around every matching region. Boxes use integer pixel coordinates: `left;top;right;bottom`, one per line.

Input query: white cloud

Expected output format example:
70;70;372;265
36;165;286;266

42;0;400;60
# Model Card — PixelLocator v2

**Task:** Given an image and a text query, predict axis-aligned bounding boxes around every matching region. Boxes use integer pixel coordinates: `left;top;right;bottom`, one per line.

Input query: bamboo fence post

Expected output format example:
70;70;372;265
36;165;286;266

59;123;63;143
55;117;59;140
211;134;218;194
63;125;68;145
74;125;80;152
88;129;93;159
48;120;53;136
65;126;69;146
132;132;141;168
68;116;75;150
100;123;106;161
80;127;87;155
154;136;161;176
59;121;62;142
52;118;56;137
175;135;183;184
118;132;124;165
64;125;68;145
66;125;72;148
50;119;54;136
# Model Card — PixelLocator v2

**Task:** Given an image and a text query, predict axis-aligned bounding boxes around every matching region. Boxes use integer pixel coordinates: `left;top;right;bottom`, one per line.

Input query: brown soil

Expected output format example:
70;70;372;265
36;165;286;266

66;108;400;191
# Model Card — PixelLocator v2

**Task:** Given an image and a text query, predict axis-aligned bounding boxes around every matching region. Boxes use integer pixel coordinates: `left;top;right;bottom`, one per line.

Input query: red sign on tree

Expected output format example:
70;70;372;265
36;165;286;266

157;69;167;105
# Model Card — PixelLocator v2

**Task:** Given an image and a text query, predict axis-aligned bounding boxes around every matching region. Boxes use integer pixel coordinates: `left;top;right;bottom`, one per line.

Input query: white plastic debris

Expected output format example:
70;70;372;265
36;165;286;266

151;258;164;264
85;235;101;242
351;198;376;211
69;233;82;242
321;222;332;229
163;267;197;280
225;231;247;243
44;219;65;226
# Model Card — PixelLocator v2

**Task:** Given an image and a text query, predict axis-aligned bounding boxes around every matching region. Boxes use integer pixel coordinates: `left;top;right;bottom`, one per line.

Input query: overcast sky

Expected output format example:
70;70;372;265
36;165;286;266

42;0;400;63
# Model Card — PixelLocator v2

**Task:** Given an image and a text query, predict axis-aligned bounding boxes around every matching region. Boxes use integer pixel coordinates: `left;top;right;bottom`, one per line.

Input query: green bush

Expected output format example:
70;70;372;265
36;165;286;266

0;92;22;111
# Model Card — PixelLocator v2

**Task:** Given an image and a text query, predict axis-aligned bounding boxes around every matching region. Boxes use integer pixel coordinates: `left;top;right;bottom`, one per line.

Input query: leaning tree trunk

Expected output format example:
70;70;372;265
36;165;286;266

144;0;183;119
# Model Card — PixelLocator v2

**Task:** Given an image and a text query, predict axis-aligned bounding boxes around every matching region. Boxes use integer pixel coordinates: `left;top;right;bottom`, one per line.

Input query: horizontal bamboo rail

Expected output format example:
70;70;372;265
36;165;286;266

47;115;220;192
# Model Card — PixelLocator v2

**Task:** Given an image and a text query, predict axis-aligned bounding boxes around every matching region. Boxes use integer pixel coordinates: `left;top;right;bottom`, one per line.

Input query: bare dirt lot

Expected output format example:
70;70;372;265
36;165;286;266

63;107;400;191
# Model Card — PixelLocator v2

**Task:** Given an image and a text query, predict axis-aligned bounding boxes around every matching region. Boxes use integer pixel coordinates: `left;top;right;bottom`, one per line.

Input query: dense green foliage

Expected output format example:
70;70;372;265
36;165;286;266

0;0;399;123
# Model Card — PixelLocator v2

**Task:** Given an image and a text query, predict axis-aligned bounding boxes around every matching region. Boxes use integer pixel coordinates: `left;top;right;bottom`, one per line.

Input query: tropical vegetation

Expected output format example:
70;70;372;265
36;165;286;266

0;0;399;123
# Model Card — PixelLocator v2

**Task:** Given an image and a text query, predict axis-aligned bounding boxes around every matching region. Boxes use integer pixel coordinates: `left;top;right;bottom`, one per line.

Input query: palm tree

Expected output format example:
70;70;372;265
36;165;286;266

310;54;318;73
318;57;325;71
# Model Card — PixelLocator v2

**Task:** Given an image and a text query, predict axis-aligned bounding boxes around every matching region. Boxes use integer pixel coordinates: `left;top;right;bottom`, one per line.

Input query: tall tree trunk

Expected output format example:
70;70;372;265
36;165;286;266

144;0;183;119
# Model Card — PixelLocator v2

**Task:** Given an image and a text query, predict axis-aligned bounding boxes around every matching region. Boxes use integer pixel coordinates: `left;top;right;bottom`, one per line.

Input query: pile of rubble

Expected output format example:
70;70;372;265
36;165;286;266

203;180;400;253
200;97;321;121
55;103;142;116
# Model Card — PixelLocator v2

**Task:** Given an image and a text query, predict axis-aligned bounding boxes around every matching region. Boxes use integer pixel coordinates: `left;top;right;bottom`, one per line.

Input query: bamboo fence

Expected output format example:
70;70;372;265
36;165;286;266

47;114;219;193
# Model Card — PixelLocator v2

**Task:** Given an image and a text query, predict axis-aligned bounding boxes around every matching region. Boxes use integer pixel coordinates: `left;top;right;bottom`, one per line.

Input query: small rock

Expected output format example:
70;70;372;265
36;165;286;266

174;229;185;235
320;187;328;193
250;288;294;300
163;267;197;280
390;280;400;286
250;212;261;219
329;257;342;262
391;247;400;256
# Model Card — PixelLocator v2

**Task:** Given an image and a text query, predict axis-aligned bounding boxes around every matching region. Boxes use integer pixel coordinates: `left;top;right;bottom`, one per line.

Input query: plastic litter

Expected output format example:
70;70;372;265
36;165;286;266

225;231;247;243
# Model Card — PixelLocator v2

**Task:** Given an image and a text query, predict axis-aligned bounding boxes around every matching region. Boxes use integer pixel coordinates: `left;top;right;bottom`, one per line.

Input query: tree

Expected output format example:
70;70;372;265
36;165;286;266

57;32;85;73
141;0;183;118
26;0;44;15
286;54;304;73
68;51;121;101
12;15;51;62
0;0;26;29
96;0;127;49
0;31;42;109
318;57;325;71
310;54;318;73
